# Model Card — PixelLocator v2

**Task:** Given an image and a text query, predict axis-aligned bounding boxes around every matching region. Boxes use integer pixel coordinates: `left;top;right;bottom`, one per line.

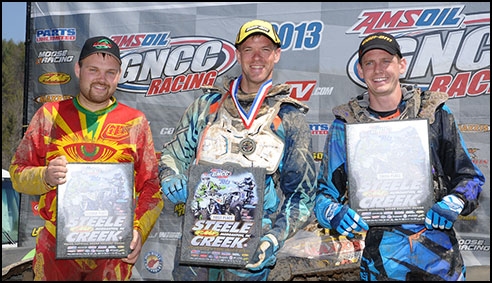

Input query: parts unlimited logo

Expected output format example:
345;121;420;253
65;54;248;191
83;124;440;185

346;5;490;99
36;28;76;43
111;32;236;96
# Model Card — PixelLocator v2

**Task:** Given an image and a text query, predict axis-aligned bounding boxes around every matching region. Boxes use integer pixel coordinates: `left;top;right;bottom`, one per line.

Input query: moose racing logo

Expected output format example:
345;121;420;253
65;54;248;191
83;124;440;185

346;5;490;99
111;33;237;96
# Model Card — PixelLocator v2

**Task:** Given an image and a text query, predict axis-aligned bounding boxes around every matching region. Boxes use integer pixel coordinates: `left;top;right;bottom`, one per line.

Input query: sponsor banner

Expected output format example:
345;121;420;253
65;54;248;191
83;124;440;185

24;2;489;278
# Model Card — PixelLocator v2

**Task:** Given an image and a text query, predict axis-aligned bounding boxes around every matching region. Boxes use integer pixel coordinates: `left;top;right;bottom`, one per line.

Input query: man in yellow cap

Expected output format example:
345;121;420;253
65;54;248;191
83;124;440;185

159;19;316;280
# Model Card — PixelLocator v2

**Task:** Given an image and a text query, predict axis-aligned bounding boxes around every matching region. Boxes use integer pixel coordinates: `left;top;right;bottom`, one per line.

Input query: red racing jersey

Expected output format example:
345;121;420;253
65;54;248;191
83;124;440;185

9;95;163;243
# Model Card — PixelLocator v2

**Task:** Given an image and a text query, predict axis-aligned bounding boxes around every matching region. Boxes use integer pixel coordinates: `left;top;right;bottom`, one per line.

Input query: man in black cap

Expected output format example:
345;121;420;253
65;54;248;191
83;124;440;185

314;32;484;280
159;19;316;280
9;36;163;280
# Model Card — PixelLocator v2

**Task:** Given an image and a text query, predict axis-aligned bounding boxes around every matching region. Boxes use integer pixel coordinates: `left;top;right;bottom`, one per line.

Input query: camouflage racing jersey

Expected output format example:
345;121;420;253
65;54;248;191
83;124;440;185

159;79;317;247
316;85;484;280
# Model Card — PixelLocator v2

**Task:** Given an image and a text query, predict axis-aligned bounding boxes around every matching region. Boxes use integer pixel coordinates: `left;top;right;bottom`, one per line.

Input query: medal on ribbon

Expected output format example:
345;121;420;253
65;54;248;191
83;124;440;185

239;137;256;155
230;75;272;129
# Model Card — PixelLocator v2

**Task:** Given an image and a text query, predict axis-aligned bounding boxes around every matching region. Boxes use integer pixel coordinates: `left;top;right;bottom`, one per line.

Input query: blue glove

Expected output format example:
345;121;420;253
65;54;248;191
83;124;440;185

245;234;279;271
425;194;464;230
160;174;188;204
315;195;368;238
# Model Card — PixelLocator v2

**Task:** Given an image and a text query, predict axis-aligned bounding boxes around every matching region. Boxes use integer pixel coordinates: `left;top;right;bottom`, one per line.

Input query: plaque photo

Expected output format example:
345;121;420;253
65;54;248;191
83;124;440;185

56;163;134;259
180;163;265;268
345;119;433;226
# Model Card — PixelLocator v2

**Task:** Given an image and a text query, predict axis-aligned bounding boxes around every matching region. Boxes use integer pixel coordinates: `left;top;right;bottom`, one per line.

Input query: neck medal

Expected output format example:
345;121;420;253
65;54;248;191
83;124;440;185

230;75;272;129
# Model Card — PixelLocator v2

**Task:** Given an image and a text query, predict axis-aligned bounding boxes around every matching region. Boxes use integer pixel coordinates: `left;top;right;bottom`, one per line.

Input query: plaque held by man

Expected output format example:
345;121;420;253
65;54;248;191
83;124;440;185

180;163;265;268
56;163;134;259
345;119;433;226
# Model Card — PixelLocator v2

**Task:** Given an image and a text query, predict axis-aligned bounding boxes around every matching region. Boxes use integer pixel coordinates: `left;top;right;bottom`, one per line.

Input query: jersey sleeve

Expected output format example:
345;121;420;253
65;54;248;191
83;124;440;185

159;93;223;178
316;119;348;203
435;105;484;215
9;104;55;195
268;105;317;245
132;114;164;243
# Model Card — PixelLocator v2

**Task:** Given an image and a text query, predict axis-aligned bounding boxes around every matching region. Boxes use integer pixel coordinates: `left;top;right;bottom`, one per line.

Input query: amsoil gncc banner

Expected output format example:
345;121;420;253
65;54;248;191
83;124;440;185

22;2;489;279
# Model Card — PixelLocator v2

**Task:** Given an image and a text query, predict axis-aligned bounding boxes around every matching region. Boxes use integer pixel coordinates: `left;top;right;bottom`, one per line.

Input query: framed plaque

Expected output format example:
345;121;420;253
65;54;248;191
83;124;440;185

345;119;433;226
180;163;265;268
56;163;134;259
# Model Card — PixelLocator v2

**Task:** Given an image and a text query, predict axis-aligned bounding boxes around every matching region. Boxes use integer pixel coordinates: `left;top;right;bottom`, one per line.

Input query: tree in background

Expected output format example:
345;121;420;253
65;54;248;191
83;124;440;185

2;39;25;170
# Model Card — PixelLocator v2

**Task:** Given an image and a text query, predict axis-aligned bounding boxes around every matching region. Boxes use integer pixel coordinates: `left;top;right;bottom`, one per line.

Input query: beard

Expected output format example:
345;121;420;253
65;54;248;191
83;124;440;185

84;82;113;103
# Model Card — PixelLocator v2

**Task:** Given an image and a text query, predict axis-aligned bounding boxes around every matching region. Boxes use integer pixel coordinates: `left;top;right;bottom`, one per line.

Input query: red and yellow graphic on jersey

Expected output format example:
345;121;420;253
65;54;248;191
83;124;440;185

9;96;163;242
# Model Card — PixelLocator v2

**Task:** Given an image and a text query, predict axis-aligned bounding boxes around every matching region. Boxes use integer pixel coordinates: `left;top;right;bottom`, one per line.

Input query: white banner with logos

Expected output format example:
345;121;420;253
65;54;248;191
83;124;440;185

23;2;489;278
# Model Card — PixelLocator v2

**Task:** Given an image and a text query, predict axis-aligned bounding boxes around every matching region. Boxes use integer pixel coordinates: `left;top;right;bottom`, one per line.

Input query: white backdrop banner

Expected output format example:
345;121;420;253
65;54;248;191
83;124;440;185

22;2;489;278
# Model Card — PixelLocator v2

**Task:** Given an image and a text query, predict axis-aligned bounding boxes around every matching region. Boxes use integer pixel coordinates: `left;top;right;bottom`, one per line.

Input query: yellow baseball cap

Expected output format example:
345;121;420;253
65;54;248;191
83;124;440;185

235;19;281;48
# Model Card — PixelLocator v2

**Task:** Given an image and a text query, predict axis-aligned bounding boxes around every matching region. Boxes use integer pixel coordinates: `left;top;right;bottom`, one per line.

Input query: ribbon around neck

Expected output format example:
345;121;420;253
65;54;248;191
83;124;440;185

230;75;272;129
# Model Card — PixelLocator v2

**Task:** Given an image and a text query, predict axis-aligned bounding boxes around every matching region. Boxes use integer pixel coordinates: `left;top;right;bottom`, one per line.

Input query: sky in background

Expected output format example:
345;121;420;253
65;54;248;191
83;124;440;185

2;2;27;43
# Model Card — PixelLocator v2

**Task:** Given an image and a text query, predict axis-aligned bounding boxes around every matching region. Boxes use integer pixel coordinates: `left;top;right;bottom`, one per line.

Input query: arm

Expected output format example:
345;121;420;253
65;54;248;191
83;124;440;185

316;119;348;203
9;105;54;195
437;105;484;215
314;119;368;236
246;105;317;271
425;105;484;230
267;105;317;245
159;93;223;203
132;114;164;244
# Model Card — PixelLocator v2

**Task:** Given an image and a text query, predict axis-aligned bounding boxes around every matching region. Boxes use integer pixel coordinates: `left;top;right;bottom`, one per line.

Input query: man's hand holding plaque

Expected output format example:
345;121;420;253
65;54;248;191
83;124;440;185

425;194;464;230
315;195;368;238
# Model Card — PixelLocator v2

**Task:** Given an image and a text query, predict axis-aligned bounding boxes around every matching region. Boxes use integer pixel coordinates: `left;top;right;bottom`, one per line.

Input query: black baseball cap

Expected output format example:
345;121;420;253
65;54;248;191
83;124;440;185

79;36;121;64
358;32;402;61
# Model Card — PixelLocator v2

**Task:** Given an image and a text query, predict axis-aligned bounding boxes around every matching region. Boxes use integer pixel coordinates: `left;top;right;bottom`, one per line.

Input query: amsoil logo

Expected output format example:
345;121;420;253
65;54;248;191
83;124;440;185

347;6;466;36
111;33;236;96
346;5;490;99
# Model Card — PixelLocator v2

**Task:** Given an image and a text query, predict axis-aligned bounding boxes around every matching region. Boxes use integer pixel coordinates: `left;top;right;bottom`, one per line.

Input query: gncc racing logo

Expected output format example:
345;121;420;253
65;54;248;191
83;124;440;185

346;5;490;99
111;33;236;96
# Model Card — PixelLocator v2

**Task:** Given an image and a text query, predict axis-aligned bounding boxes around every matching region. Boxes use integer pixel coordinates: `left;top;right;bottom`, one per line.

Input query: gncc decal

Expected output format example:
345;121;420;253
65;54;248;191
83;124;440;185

111;33;236;96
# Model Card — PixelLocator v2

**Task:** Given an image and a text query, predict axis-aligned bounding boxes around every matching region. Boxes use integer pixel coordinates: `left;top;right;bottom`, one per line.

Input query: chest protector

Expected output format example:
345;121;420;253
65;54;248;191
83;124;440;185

197;99;285;174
